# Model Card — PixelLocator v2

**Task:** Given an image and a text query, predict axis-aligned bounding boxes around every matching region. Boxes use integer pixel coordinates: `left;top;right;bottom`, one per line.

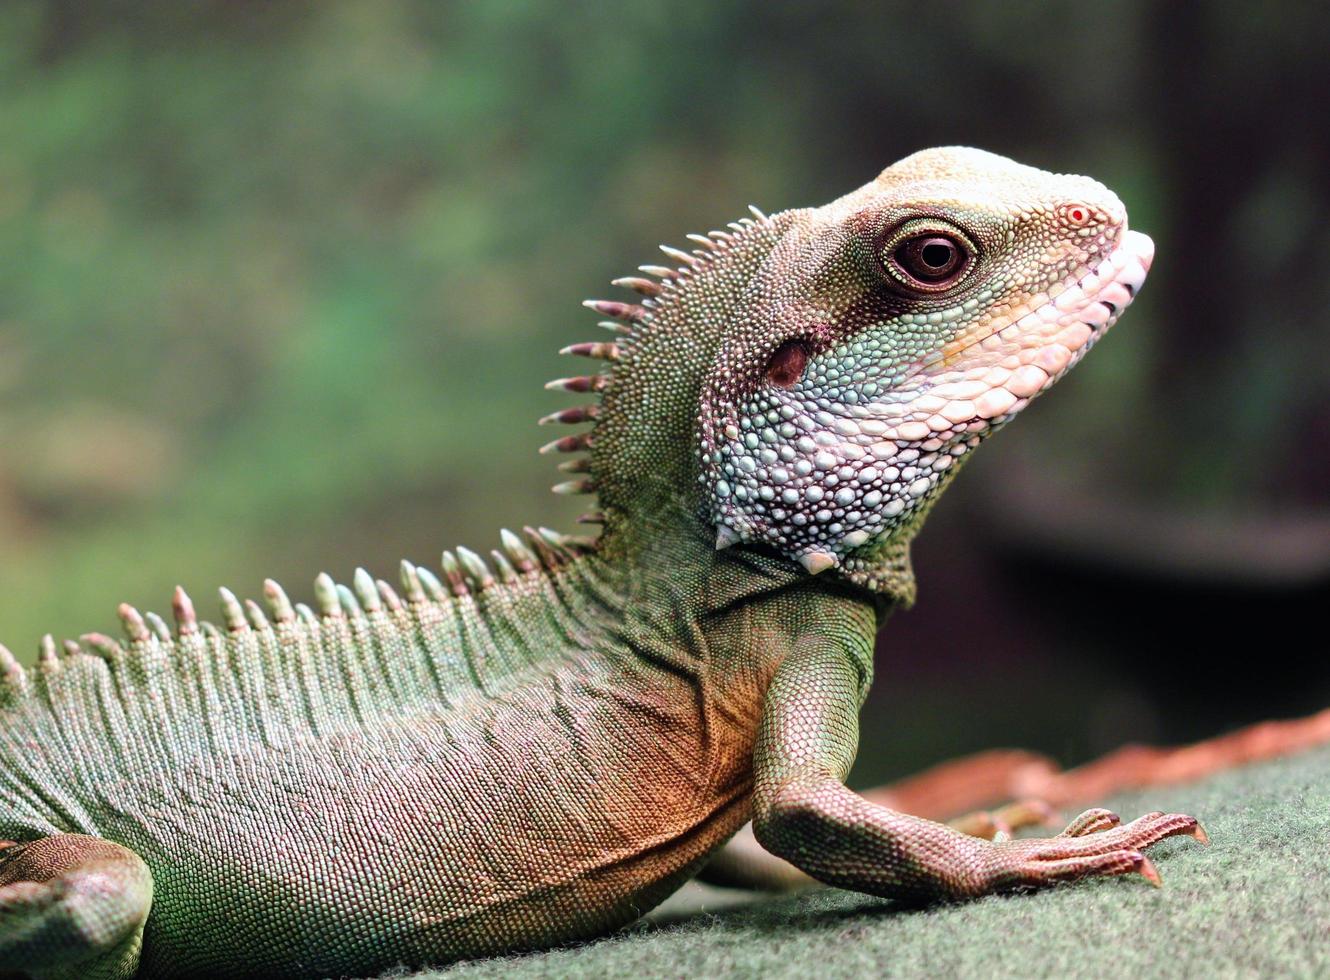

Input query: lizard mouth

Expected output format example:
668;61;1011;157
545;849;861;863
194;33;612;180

916;229;1154;426
1034;228;1155;377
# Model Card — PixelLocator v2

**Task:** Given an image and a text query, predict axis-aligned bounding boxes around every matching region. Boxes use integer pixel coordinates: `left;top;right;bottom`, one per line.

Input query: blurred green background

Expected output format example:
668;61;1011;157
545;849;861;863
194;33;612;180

1;1;1327;783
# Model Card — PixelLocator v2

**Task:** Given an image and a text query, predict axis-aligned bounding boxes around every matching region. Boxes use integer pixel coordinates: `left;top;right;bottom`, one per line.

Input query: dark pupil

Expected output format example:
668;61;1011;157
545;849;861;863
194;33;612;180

895;234;963;284
920;241;954;269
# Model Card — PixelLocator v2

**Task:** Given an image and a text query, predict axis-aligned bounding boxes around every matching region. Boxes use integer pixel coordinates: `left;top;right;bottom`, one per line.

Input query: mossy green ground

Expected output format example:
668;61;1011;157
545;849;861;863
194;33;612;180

392;745;1330;979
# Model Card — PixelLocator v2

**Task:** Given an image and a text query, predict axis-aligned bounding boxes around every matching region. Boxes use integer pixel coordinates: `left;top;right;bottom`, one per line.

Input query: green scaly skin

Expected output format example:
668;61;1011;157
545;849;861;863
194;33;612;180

0;148;1202;979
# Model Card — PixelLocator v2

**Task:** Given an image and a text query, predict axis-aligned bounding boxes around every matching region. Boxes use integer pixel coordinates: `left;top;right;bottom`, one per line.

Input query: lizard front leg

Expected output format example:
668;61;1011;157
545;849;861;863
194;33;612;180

0;834;152;980
750;636;1207;902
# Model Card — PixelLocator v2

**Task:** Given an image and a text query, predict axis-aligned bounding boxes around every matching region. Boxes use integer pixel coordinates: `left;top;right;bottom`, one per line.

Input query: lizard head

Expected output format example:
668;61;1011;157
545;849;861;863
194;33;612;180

698;147;1153;588
550;147;1151;600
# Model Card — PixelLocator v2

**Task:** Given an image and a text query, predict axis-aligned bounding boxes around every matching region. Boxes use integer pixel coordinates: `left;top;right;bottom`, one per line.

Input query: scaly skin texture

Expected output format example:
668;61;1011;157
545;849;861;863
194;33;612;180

0;148;1203;979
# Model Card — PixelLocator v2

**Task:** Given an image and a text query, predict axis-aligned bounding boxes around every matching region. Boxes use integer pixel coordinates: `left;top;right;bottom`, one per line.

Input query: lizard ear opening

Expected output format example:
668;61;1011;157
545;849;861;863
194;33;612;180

764;340;810;389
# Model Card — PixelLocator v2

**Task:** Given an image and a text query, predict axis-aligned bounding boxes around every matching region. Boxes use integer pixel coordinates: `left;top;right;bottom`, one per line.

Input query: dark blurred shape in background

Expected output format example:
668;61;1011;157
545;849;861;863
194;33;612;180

0;2;1326;784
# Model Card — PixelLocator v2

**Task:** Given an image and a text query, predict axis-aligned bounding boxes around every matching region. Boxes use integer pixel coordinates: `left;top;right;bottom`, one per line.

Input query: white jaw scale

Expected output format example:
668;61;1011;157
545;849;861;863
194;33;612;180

917;228;1155;426
1023;228;1155;385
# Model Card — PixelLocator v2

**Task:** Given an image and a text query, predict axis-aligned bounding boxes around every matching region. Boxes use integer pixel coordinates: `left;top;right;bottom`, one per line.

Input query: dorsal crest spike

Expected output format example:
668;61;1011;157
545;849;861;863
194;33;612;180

144;613;171;643
218;588;248;632
540;433;592;455
352;568;382;613
582;299;645;324
551;478;596;496
415;566;447;602
538;526;567;546
399;560;425;602
558;457;592;474
335;584;364;619
455;547;493;590
82;632;124;661
375;579;403;612
313;573;342;618
638;264;678;280
545;375;610;394
295;603;318;627
500;529;538;572
490;549;518;584
172;586;198;636
439;552;468;596
538;406;600;426
659;243;699;267
559;342;621;362
200;622;223;641
62;639;83;659
536;527;588;558
263;579;296;623
117;603;150;644
244;599;270;631
748;204;768;221
0;643;26;697
522;526;563;568
610;276;661;297
38;634;58;670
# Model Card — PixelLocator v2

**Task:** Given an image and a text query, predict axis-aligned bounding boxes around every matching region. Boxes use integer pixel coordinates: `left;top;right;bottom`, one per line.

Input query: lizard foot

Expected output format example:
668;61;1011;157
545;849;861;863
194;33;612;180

948;798;1060;841
978;809;1208;894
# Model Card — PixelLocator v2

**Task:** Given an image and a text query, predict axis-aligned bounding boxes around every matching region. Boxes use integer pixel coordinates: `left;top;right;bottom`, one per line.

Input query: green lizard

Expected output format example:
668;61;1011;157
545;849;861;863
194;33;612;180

0;147;1204;979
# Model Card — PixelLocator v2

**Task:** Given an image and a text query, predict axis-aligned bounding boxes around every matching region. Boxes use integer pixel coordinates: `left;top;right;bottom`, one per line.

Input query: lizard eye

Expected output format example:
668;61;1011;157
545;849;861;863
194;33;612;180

880;222;976;294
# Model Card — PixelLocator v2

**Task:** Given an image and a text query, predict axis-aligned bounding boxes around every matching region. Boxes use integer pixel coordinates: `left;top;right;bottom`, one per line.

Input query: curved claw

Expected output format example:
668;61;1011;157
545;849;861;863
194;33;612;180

1115;810;1203;848
1137;854;1163;887
982;808;1204;895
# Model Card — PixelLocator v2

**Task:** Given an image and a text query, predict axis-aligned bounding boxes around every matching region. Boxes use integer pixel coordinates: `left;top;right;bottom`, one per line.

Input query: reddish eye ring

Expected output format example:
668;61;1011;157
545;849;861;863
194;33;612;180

1059;203;1094;227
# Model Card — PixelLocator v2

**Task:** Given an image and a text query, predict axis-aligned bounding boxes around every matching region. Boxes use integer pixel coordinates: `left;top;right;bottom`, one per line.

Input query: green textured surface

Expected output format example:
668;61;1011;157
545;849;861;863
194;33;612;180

407;746;1330;979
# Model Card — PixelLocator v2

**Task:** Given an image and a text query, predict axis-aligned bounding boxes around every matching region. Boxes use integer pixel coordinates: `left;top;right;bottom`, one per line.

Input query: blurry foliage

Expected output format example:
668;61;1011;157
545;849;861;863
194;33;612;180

0;1;1326;769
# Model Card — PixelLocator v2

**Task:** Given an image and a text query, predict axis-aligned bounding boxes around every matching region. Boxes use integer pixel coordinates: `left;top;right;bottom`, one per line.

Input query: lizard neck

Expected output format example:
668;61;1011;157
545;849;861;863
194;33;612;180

556;199;937;609
587;209;796;545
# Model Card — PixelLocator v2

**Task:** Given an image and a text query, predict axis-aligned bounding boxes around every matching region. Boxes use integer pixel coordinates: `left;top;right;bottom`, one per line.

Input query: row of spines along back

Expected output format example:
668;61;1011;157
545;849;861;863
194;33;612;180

0;525;594;703
539;210;773;509
0;208;777;702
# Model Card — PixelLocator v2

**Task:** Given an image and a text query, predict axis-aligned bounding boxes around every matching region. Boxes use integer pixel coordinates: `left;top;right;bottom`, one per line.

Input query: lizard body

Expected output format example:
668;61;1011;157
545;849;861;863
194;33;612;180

0;148;1194;979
